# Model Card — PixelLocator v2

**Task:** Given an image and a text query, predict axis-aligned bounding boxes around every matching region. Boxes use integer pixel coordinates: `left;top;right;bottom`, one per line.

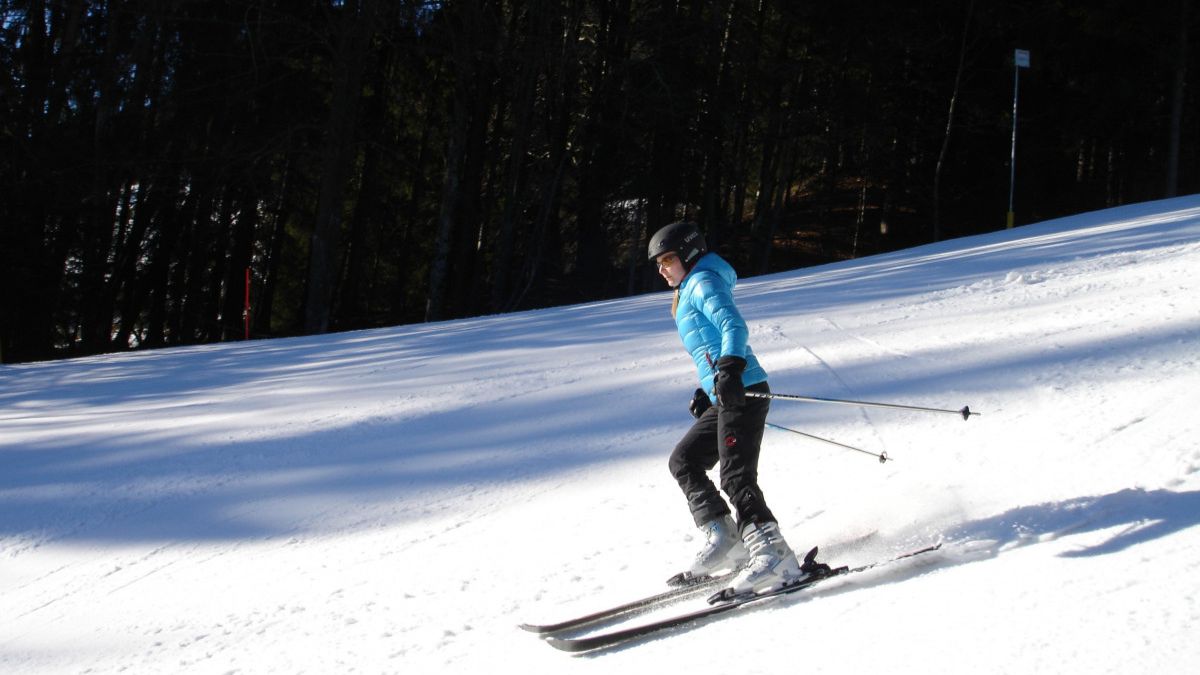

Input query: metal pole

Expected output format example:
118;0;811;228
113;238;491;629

1007;58;1019;229
766;422;891;463
244;266;251;340
747;390;979;420
1008;49;1030;229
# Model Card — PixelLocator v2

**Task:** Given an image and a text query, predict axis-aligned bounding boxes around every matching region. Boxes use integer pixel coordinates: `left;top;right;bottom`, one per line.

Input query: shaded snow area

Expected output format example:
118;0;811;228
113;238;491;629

3;196;1200;674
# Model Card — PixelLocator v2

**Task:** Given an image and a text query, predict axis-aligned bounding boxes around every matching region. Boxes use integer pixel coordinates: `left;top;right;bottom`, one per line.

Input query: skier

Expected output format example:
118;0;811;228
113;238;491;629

648;221;804;596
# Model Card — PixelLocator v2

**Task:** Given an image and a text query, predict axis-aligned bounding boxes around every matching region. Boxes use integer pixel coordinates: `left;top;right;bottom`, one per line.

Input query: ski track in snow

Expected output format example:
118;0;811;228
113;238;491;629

3;196;1200;673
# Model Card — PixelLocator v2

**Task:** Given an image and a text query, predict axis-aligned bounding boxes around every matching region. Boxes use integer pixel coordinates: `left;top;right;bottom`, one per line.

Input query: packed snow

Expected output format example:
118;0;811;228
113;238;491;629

3;196;1199;674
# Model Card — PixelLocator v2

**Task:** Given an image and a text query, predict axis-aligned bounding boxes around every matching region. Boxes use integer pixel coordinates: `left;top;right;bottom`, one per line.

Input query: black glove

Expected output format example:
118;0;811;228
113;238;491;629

714;356;746;407
689;388;713;418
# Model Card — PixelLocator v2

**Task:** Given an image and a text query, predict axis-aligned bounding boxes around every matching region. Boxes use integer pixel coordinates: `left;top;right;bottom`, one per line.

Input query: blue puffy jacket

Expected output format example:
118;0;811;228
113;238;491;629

673;252;768;402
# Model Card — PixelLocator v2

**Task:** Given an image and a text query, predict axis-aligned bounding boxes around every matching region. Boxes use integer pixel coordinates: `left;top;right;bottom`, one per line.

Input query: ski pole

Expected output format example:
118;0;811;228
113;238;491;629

747;391;979;420
766;422;891;464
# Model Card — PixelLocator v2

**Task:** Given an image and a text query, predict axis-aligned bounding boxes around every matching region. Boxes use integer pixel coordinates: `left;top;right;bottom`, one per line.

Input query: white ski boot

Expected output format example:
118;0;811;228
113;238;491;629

727;521;803;595
668;515;748;585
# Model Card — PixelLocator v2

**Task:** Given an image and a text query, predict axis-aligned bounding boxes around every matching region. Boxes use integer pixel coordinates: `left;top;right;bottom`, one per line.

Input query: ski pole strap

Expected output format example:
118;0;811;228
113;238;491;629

747;390;979;420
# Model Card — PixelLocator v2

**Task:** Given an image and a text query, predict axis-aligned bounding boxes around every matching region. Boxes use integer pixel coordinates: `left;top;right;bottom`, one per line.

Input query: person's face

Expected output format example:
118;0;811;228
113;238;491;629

656;252;686;288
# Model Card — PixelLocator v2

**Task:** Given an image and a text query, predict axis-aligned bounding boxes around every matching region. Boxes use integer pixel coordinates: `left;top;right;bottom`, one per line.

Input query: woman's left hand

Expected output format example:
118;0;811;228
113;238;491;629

714;356;746;407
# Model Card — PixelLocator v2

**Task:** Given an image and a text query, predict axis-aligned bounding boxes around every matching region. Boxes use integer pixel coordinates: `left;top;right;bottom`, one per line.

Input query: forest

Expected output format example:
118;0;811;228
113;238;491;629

1;0;1195;363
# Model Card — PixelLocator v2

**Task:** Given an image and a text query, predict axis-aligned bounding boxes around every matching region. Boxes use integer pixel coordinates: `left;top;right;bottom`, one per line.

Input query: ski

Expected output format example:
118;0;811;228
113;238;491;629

518;570;736;635
542;543;942;653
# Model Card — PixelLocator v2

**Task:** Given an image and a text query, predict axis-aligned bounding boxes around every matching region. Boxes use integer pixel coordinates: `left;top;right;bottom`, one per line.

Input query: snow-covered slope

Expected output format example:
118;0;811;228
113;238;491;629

3;196;1199;674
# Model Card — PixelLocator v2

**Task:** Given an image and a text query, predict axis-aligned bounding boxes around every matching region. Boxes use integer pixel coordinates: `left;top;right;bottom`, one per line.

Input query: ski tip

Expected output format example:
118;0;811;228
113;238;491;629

518;622;547;633
544;636;591;653
893;541;944;561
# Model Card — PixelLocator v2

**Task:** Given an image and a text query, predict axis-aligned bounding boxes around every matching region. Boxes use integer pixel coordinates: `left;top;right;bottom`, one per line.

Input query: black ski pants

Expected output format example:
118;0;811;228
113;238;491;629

668;382;777;530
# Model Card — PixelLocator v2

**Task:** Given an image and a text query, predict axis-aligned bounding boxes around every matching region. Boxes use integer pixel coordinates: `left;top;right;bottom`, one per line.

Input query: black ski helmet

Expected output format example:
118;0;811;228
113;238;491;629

647;222;707;268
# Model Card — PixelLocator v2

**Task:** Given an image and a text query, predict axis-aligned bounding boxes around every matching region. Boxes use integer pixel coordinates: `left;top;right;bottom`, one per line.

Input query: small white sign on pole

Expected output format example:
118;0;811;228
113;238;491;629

1007;49;1030;228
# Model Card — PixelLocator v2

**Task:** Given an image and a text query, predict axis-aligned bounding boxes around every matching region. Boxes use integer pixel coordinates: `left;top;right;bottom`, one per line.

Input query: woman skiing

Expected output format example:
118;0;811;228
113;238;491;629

648;221;803;596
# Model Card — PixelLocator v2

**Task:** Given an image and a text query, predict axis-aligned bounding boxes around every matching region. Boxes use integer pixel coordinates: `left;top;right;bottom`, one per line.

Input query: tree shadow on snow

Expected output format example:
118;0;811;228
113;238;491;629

943;487;1200;558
